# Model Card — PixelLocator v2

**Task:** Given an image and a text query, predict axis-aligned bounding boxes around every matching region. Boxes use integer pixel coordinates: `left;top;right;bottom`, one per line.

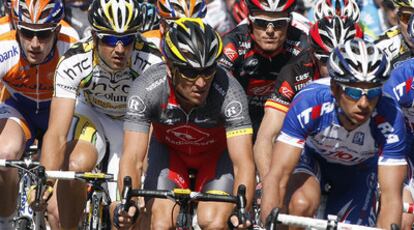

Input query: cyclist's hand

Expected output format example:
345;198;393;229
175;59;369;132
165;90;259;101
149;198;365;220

113;202;138;229
27;184;53;211
229;212;252;229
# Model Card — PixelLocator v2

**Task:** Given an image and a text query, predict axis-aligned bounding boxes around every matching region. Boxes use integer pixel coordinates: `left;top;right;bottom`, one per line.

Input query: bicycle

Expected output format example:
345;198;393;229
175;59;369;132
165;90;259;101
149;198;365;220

45;170;114;230
0;149;48;230
120;175;248;230
263;208;401;230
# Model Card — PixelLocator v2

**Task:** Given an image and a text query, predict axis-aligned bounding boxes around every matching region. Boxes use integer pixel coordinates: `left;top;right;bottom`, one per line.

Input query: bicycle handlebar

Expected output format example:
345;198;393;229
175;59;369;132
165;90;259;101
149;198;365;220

265;208;384;230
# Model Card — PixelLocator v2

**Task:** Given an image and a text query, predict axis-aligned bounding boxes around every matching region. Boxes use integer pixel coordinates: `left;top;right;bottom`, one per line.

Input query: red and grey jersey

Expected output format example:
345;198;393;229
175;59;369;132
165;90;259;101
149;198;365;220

265;49;321;113
218;22;308;126
124;63;253;157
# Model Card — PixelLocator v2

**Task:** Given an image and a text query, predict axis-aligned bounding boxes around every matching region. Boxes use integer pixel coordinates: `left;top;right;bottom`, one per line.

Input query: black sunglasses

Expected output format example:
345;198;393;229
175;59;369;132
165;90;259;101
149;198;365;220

176;65;217;82
17;24;57;40
249;15;291;29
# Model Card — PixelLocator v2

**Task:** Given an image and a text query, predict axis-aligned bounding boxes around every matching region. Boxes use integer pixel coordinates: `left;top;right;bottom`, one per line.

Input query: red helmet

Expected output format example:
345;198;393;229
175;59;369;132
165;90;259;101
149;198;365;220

232;0;249;24
245;0;296;13
309;16;363;62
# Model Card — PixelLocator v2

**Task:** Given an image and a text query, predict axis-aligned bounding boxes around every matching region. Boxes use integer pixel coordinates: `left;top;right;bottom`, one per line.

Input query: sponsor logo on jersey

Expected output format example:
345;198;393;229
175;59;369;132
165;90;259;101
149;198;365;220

247;79;275;96
352;132;365;145
223;43;238;62
165;125;213;145
0;46;18;63
62;57;92;80
225;100;243;118
127;96;146;114
297;102;335;127
392;78;413;101
373;112;399;144
279;81;294;100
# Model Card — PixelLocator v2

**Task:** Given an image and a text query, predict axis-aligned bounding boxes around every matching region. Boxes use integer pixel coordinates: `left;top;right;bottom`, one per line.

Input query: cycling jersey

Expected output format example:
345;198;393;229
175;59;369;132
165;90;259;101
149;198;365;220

0;15;80;40
124;62;253;161
54;35;162;118
265;49;321;113
279;78;407;166
125;62;252;192
383;60;414;194
218;22;308;131
375;26;413;68
0;30;76;144
279;78;407;225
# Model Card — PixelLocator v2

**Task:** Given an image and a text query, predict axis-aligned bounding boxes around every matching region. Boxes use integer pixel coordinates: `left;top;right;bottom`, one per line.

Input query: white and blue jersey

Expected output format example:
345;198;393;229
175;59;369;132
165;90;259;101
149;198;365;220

277;78;407;225
278;78;407;166
384;59;414;196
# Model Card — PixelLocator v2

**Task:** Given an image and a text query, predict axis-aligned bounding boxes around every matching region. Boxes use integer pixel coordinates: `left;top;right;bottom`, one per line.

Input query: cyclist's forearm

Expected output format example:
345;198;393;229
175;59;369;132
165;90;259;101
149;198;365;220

261;170;285;223
118;157;143;190
40;131;67;171
254;140;273;179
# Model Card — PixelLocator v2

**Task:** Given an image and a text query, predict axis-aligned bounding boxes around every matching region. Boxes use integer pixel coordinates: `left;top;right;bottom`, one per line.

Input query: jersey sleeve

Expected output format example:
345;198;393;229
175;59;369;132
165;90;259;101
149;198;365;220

265;63;297;113
124;64;164;133
54;43;93;99
383;61;414;108
218;32;240;73
222;74;253;138
373;96;408;166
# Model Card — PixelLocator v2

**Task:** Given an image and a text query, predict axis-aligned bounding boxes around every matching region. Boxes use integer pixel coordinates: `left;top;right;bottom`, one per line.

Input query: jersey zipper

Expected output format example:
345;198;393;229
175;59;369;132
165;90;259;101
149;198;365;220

36;65;39;114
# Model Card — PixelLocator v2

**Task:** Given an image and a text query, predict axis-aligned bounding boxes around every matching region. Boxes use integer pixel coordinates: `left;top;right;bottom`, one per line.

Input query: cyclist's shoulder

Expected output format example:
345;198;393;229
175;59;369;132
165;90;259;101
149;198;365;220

290;78;333;108
0;31;20;66
375;26;402;48
59;36;93;60
222;22;250;44
130;62;168;98
59;19;80;41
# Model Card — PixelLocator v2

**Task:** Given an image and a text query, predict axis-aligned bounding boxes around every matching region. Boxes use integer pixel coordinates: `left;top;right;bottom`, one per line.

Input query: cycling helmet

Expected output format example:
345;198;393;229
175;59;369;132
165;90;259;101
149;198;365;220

310;16;363;58
314;0;360;22
232;0;249;24
161;17;222;68
392;0;414;8
88;0;142;34
156;0;207;19
408;14;414;43
328;38;390;84
15;0;64;24
245;0;296;13
139;3;160;32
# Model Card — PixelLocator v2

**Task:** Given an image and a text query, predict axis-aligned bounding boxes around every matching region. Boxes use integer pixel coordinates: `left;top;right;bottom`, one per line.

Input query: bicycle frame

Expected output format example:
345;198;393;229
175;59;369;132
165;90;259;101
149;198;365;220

0;154;47;230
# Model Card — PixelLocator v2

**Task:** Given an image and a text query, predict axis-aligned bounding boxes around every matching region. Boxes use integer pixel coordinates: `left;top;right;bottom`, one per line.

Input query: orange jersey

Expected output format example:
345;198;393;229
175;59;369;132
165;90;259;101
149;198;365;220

0;30;77;111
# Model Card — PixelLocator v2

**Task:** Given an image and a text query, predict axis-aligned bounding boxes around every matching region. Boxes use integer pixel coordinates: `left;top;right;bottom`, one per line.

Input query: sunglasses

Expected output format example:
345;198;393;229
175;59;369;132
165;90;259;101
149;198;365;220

17;24;57;40
96;33;136;47
398;10;414;24
176;65;217;82
248;16;291;29
337;83;382;101
314;53;329;64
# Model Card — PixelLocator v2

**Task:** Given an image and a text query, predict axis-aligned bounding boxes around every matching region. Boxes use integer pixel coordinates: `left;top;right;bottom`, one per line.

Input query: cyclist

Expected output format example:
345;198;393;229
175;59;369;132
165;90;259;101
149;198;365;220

255;15;364;179
117;18;255;229
0;0;79;39
261;38;407;229
38;0;162;228
0;0;76;228
142;0;207;48
382;21;414;228
375;0;414;68
218;0;308;136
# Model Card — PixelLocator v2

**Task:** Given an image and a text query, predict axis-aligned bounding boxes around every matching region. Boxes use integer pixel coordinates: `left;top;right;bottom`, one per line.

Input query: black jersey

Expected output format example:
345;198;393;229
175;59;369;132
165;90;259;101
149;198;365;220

218;22;308;128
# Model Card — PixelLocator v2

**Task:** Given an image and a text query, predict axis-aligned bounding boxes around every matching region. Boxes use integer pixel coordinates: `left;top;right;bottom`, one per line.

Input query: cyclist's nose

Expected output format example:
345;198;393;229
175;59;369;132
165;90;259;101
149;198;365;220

114;42;126;53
